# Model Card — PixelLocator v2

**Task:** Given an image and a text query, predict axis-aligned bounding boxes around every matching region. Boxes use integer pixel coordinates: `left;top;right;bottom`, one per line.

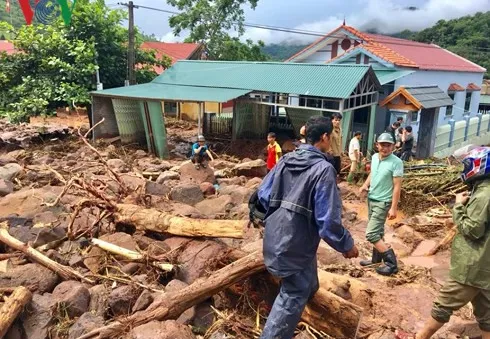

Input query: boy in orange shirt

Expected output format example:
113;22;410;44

266;132;282;171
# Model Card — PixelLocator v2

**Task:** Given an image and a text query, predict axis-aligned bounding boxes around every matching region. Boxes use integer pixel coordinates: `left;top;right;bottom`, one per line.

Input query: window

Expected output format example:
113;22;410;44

410;111;419;123
464;91;472;114
446;93;455;117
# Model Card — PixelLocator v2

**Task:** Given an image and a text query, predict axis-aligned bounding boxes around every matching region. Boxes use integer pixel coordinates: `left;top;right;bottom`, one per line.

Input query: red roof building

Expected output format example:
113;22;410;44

141;42;203;74
287;25;485;73
0;40;15;55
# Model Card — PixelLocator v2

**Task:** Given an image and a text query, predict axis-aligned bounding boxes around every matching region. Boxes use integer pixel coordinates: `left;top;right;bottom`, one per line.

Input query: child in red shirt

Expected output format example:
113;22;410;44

266;132;282;171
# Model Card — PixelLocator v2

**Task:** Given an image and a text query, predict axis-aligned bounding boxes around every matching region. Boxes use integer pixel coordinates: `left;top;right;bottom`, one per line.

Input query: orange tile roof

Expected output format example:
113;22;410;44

467;83;481;91
0;40;16;55
141;42;202;74
290;24;485;73
448;83;465;91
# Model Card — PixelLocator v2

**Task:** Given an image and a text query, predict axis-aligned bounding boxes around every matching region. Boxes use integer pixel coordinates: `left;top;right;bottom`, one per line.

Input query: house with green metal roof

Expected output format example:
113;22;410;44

91;60;381;158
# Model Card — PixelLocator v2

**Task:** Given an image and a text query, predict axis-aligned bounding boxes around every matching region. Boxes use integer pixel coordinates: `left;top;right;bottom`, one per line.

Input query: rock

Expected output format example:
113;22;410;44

130;320;196;339
170;184;204;206
177;240;225;284
234;159;267;178
69;254;85;268
156;171;180;184
145;181;171;196
0;179;14;197
230;203;249;220
0;163;22;181
199;182;216;196
0;154;17;166
218;185;253;205
195;195;234;218
33;155;55;165
9;223;66;247
179;162;216;184
169;202;203;218
209;160;236;170
89;284;110;316
137;158;173;172
52;281;90;318
0;263;59;293
120;174;146;190
46;249;68;265
132;290;154;312
217;176;247;186
20;293;56;339
109;285;141;316
447;319;481;338
84;232;138;273
134;234;170;257
121;263;143;275
33;211;59;225
244;177;262;190
68;312;105;339
107;158;129;173
134;150;147;159
192;301;214;332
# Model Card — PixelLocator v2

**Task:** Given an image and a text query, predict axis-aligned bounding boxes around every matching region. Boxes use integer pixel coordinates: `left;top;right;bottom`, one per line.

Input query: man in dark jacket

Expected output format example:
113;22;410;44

385;121;401;144
257;116;359;339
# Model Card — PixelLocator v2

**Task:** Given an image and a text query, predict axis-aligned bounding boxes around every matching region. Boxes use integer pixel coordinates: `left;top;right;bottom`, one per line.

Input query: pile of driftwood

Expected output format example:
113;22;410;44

401;163;466;215
0;121;372;339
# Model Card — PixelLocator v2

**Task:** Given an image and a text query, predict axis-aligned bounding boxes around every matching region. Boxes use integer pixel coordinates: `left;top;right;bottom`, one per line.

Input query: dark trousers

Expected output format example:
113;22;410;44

333;156;341;175
191;154;207;164
260;260;319;339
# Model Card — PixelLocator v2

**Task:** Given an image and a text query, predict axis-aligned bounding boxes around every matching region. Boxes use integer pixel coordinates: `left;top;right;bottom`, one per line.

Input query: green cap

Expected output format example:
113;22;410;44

377;132;395;144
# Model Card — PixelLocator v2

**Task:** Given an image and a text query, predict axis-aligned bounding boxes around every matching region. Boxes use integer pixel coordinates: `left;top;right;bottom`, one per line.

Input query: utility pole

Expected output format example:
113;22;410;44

119;1;138;85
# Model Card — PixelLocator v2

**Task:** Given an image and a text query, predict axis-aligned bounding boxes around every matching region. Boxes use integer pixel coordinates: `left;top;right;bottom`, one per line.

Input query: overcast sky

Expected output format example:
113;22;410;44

120;0;490;44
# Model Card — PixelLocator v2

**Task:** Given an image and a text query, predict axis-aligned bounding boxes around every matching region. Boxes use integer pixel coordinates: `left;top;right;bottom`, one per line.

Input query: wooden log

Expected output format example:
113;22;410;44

114;204;244;239
0;286;32;338
78;250;265;339
91;238;174;272
0;222;94;284
428;226;457;256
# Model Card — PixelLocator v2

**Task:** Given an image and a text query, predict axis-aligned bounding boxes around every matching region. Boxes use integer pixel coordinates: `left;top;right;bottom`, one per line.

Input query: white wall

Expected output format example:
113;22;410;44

394;70;484;137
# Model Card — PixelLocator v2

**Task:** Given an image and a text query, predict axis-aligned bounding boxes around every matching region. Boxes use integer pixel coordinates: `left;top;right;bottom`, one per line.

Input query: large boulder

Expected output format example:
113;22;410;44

52;281;90;318
19;293;56;339
209;160;236;170
245;177;262;190
132;290;154;312
218;185;253;205
108;285;141;316
159;279;195;324
233;159;267;178
0;163;22;181
107;158;130;173
0;263;59;294
130;320;196;339
170;184;204;206
177;240;226;284
156;171;180;184
194;195;234;218
179;162;215;184
199;182;216;196
145;181;171;196
0;179;14;197
88;284;110;317
9;222;67;248
68;312;105;339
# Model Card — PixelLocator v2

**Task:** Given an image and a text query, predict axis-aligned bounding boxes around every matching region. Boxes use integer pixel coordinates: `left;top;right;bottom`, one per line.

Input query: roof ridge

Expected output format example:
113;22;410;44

178;60;371;67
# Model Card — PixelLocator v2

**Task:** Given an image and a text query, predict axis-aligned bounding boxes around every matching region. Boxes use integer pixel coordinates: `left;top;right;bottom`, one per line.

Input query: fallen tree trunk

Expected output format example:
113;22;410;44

78;250;265;339
0;222;94;284
114;204;244;239
0;286;32;338
91;238;174;272
81;248;363;339
428;226;457;256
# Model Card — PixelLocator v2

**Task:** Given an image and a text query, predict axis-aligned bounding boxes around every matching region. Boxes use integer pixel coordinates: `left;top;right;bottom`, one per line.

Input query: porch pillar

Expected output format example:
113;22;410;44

341;110;352;152
367;104;377;151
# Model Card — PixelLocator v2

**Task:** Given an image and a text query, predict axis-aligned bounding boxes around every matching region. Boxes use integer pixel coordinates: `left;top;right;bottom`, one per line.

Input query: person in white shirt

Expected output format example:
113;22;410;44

347;131;362;183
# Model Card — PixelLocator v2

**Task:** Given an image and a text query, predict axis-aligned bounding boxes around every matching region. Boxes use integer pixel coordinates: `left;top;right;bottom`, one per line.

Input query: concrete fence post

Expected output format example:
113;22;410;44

448;119;456;147
463;116;470;141
476;113;483;136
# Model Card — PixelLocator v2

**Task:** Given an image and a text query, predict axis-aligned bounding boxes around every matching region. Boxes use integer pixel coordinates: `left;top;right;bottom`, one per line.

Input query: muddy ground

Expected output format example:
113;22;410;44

0;113;480;339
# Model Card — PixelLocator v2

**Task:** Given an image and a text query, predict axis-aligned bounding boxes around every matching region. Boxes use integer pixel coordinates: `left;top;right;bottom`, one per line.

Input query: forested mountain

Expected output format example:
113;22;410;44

261;43;308;61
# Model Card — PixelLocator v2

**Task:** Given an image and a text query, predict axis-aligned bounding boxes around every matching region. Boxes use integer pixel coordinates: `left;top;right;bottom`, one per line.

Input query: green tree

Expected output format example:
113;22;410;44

413;11;490;78
0;0;171;123
167;0;268;61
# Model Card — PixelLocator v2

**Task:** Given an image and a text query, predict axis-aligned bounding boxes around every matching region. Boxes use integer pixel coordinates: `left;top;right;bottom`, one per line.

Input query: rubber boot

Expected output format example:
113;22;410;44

376;249;398;276
360;247;382;267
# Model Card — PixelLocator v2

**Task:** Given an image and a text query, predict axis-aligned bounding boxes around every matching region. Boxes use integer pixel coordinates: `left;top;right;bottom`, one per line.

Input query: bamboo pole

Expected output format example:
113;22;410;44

0;222;93;284
91;238;174;272
0;286;32;338
114;204;244;239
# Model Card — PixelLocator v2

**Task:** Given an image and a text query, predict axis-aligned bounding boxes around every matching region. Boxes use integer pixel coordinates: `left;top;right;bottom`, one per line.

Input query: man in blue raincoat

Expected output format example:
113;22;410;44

257;116;359;339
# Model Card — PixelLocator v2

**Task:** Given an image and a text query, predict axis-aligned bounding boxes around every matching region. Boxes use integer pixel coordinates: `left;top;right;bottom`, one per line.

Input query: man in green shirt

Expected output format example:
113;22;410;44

396;147;490;339
359;133;403;276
